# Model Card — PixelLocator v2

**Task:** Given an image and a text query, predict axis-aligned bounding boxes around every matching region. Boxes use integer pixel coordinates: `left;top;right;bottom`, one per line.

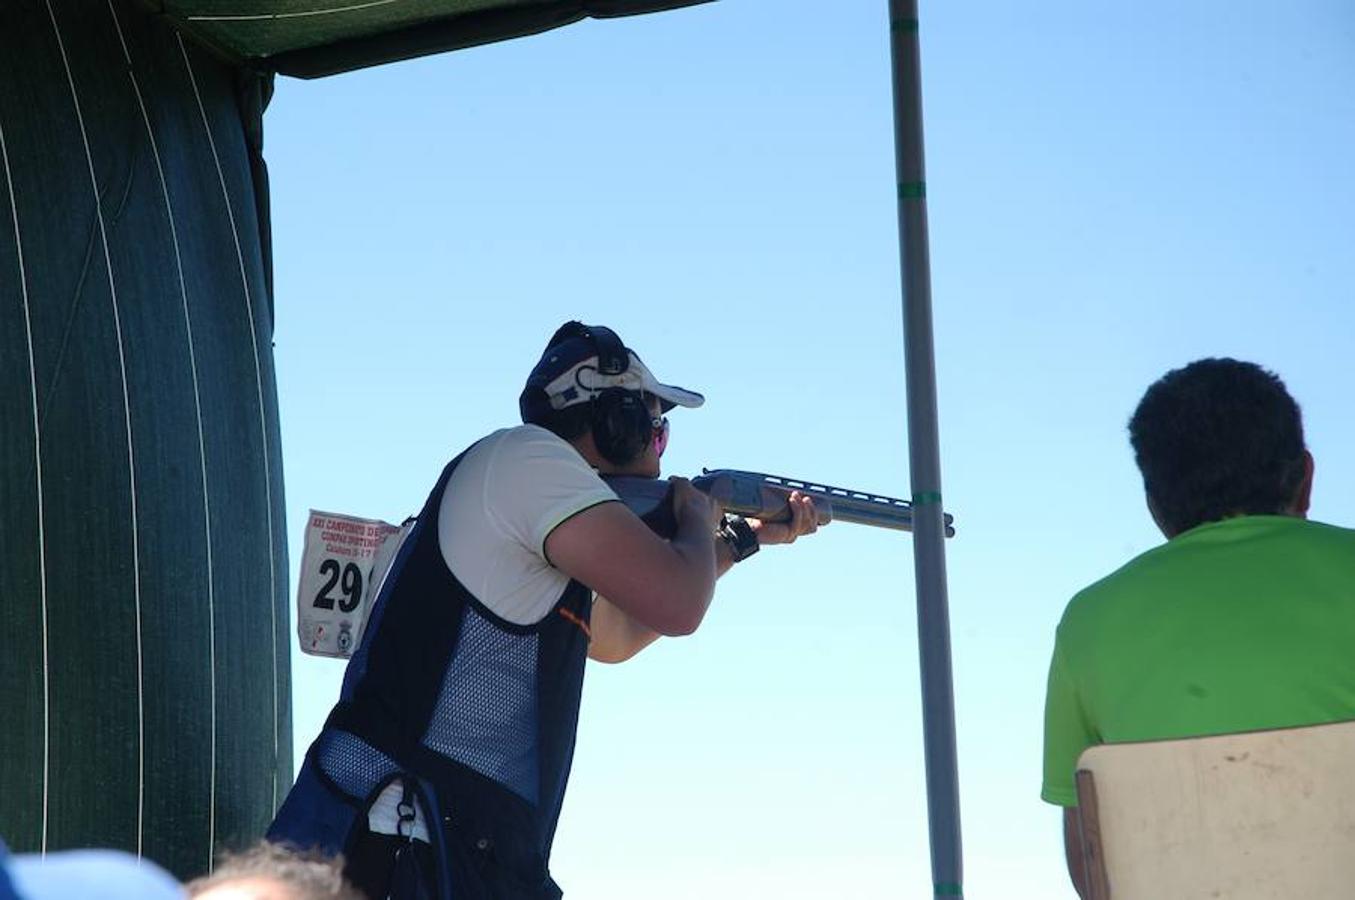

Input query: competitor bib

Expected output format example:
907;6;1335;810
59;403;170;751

296;509;409;658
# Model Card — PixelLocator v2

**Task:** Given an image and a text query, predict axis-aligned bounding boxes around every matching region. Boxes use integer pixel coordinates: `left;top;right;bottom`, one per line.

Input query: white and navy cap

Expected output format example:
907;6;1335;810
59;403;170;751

519;322;704;424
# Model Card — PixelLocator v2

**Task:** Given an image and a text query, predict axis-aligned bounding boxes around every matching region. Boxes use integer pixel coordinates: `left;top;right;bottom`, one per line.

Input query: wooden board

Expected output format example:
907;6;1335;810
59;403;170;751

1076;719;1355;899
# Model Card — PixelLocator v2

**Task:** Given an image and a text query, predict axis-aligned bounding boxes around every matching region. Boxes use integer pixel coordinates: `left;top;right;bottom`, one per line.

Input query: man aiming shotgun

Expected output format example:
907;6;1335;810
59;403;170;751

269;321;822;900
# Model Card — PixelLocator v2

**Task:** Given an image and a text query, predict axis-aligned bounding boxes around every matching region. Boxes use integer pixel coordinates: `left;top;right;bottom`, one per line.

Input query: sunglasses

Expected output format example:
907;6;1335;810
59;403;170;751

650;414;669;457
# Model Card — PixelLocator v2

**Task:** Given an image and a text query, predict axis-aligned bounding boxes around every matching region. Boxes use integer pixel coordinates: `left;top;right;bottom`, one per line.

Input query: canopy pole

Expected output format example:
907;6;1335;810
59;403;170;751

886;2;963;897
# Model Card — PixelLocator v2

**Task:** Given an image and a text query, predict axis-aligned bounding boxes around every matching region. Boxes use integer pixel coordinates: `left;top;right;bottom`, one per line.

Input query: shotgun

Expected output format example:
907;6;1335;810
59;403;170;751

603;469;955;537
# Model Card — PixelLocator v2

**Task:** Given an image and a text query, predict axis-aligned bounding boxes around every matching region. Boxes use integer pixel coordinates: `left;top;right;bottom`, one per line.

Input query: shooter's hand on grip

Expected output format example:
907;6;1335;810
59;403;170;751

670;475;722;533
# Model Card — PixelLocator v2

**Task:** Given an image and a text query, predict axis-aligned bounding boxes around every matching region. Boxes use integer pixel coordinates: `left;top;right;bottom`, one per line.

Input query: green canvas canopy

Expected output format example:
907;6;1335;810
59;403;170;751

138;0;710;77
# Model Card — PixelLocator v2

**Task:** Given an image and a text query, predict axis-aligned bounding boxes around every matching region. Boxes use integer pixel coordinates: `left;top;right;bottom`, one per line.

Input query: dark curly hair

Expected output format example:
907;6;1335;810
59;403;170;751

1128;357;1307;536
532;402;595;443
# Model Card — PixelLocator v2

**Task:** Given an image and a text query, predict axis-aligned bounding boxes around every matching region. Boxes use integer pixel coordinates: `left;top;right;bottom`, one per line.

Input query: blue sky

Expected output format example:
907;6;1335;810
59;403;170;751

264;2;1354;897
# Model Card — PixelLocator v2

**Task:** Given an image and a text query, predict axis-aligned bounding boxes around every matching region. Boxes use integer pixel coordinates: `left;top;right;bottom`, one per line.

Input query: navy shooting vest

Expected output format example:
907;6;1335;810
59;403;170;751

270;445;594;899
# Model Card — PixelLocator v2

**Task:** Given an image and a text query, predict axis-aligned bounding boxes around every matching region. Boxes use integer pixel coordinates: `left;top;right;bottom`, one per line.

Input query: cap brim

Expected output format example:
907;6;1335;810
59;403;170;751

632;355;703;410
646;381;704;412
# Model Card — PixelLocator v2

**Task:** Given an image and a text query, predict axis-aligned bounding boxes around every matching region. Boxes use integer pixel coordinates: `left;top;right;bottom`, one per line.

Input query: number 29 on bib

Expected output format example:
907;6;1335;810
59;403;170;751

296;509;405;659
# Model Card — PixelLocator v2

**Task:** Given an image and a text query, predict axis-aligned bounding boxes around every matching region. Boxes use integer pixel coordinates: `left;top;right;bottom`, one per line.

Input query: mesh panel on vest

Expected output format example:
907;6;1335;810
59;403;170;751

422;606;541;804
315;729;400;802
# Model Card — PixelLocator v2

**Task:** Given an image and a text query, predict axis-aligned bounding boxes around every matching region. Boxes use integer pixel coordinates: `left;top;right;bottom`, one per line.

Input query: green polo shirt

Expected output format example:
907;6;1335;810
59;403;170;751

1042;515;1355;806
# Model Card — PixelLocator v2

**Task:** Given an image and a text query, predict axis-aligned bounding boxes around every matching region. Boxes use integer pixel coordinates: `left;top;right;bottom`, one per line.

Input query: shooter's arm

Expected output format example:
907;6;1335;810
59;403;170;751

588;536;741;664
588;596;661;663
547;492;717;638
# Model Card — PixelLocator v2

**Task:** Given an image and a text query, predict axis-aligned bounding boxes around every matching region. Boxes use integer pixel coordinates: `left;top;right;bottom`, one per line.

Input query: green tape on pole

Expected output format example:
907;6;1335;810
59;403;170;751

898;181;926;199
934;883;963;898
891;17;920;34
913;491;943;506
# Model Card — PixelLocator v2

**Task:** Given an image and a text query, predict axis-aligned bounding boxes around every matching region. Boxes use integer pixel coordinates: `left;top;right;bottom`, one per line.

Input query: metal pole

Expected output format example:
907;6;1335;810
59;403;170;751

886;2;963;897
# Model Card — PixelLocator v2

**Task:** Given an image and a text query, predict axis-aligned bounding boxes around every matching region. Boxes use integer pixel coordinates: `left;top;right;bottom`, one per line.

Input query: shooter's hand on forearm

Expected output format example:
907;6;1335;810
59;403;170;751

748;490;820;546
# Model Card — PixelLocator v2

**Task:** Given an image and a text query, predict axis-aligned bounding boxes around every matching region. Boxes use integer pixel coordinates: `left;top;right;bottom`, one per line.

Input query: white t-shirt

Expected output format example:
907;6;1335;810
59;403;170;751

437;424;618;625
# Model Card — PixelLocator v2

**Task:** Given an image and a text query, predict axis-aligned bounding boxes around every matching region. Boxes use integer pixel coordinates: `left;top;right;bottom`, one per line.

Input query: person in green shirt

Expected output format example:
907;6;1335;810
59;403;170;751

1042;357;1355;897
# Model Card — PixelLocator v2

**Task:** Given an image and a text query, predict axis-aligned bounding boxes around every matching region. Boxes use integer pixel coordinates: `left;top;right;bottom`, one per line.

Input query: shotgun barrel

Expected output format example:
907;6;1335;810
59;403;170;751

603;469;955;537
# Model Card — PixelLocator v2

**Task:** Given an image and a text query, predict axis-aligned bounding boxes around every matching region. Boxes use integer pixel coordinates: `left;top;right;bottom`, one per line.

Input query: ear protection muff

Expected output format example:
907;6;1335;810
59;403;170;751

590;387;654;466
573;326;650;465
